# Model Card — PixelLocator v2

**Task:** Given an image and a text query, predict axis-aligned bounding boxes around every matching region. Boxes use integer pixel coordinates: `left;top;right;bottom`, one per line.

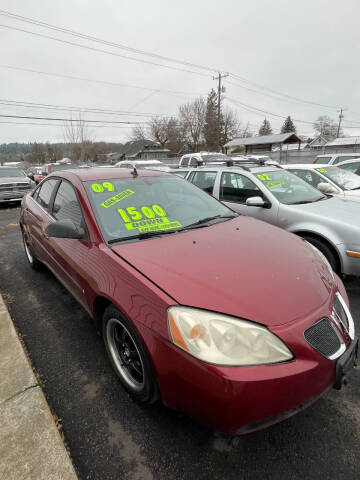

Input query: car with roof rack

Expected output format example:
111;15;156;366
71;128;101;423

19;166;357;434
312;153;360;165
181;157;360;276
178;152;232;167
283;164;360;200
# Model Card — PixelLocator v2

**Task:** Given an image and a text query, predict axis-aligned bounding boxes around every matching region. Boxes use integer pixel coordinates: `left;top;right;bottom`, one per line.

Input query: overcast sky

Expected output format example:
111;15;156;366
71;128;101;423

1;0;360;144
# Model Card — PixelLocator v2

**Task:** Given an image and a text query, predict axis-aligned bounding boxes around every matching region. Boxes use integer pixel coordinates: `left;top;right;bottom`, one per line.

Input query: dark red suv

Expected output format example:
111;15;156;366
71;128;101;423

19;167;357;434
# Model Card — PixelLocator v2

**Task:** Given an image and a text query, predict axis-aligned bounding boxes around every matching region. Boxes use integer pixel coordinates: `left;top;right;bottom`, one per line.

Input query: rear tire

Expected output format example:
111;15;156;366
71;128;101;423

302;235;339;273
102;305;159;404
22;229;42;270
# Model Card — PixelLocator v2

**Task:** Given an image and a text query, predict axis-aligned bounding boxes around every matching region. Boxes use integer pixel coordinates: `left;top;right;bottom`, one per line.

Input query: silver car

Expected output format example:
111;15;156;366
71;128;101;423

283;164;360;200
0;166;35;203
182;163;360;276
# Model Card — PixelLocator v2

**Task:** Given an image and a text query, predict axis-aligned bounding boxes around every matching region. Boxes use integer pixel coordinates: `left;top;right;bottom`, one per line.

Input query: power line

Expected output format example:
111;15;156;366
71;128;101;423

0;113;150;124
0;9;345;111
0;9;217;74
0;120;135;129
0;98;174;118
0;64;201;98
0;23;211;78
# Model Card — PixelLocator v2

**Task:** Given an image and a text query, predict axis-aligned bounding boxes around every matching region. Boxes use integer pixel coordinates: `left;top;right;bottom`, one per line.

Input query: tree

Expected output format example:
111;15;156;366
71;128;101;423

45;143;64;162
258;118;272;136
149;117;169;147
129;124;148;141
165;117;187;153
27;143;46;164
203;89;218;151
281;116;296;134
313;115;341;137
179;97;206;152
220;108;243;147
63;113;94;162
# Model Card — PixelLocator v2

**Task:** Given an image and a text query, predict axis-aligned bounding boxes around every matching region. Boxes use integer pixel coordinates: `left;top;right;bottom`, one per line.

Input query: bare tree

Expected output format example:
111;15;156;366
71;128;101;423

63;113;94;162
165;117;187;153
313;115;341;138
129;124;148;141
179;97;206;152
149;117;169;147
220;108;243;146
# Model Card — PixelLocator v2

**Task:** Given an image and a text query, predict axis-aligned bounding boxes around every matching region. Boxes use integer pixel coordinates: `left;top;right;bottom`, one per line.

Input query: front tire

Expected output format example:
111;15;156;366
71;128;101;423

102;306;159;403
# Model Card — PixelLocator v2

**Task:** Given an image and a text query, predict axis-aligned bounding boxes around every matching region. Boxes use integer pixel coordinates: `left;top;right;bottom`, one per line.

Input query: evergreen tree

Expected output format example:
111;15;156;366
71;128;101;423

281;115;297;134
203;89;218;151
258;118;272;136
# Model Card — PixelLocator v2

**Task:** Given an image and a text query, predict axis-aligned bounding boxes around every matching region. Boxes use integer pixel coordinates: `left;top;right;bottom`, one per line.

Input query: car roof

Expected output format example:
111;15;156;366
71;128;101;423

336;159;360;165
49;167;170;182
317;153;360;157
284;164;337;169
182;164;282;174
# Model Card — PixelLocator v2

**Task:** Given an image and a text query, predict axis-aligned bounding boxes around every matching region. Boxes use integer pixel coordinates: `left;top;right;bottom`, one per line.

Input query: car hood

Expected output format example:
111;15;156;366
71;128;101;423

287;195;360;223
343;189;360;201
111;217;335;327
0;176;30;184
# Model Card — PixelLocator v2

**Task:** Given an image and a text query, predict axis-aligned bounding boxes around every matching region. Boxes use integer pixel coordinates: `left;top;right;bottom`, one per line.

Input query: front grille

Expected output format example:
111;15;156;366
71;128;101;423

304;318;341;358
0;182;31;192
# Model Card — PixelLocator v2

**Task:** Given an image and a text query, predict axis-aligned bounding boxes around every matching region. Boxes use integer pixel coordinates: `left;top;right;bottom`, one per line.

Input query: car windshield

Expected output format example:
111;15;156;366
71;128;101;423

0;168;25;177
315;166;360;191
256;170;326;204
84;174;233;242
50;164;75;172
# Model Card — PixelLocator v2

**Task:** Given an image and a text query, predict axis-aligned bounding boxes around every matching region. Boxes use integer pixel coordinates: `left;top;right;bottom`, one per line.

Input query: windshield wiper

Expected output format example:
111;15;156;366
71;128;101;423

347;187;360;191
108;229;179;244
181;214;238;230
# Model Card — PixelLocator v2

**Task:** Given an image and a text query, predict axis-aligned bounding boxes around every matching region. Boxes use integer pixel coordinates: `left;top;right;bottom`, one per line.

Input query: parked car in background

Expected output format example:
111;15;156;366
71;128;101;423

312;153;360;165
283;164;360;200
0;166;35;203
27;166;42;181
181;160;360;276
337;159;360;176
179;152;231;167
34;162;75;184
114;159;164;169
19;167;357;434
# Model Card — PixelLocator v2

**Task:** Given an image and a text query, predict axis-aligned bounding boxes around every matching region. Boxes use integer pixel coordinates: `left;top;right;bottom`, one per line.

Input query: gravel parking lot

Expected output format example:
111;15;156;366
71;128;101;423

1;204;360;480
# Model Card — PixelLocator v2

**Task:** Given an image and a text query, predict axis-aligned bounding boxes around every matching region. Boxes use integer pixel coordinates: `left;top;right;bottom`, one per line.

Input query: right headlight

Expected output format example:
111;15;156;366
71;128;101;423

167;306;293;366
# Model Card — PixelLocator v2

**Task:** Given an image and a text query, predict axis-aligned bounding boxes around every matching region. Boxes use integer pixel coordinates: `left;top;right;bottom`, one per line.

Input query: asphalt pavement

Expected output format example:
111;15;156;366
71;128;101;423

1;204;360;480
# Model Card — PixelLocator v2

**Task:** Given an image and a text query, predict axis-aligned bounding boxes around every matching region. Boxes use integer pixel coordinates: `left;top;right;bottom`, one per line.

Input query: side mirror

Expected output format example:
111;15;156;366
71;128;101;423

317;182;337;194
246;196;266;207
45;219;85;239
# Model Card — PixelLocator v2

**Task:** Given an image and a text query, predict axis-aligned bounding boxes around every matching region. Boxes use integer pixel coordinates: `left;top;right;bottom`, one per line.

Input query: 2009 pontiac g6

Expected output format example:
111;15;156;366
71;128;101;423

20;167;357;434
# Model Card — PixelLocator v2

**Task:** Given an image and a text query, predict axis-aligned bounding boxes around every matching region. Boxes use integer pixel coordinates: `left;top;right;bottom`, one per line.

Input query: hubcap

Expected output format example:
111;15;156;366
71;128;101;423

106;318;144;391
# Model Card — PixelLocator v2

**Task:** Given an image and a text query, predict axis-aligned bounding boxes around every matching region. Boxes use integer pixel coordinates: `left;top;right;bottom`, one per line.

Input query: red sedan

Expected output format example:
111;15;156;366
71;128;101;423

34;162;75;184
19;168;357;434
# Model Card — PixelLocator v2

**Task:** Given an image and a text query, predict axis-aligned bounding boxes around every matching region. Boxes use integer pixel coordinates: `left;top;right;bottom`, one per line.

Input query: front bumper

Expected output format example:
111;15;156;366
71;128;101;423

137;292;356;434
0;190;29;202
339;244;360;276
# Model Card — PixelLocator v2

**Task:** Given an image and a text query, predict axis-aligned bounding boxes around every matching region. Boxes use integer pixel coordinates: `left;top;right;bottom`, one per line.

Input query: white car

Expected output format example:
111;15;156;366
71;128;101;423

114;159;164;169
283;164;360;200
178;152;231;167
337;159;360;175
312;153;360;165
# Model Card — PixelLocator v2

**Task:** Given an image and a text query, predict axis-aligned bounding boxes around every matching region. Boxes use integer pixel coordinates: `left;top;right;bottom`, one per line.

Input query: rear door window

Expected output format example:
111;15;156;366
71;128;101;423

188;171;217;194
36;178;59;211
220;172;264;203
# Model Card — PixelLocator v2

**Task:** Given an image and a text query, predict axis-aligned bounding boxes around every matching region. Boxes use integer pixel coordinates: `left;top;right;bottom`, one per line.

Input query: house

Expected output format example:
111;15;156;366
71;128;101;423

224;133;302;154
118;140;171;160
324;136;360;152
307;135;334;150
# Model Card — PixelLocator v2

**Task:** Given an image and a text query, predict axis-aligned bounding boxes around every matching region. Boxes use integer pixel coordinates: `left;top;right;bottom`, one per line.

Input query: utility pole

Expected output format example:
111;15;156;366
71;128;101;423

337;108;345;138
213;72;229;151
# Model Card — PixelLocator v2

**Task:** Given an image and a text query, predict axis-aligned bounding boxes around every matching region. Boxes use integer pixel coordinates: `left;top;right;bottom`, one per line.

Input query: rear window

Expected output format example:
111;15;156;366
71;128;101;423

334;155;360;165
0;168;25;177
50;164;76;172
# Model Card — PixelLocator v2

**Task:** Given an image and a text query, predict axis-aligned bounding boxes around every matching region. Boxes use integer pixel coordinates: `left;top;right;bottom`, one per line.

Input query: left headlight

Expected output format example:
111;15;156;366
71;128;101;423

167;306;293;366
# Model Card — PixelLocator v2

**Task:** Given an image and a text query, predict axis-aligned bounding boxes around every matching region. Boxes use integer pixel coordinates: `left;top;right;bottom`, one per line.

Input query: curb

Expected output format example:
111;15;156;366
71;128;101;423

0;294;78;480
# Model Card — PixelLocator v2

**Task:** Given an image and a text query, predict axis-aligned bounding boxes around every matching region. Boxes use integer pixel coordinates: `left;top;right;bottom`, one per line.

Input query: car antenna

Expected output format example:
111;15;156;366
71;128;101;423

131;166;138;177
